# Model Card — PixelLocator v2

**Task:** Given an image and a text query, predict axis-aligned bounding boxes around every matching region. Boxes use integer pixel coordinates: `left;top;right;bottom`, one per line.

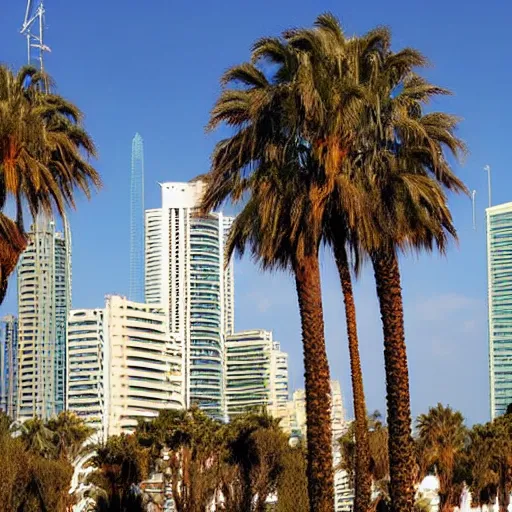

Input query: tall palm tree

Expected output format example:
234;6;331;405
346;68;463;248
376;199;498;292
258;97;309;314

0;65;100;303
288;19;467;509
416;404;467;512
202;49;335;511
351;52;466;512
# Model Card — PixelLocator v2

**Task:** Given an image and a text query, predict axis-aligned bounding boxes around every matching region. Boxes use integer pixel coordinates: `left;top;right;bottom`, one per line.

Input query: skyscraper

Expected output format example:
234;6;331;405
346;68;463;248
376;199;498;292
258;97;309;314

17;216;71;420
0;315;18;418
145;180;234;420
67;296;182;438
130;133;145;302
487;202;512;418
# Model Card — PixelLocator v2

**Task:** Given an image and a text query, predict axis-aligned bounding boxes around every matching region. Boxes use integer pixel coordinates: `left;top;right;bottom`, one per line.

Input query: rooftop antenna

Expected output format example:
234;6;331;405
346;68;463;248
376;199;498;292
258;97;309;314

471;190;477;230
21;0;51;71
484;165;492;209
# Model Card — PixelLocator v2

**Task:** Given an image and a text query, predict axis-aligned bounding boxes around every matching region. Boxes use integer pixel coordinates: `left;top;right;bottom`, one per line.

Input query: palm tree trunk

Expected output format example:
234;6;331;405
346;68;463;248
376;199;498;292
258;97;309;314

498;462;510;512
334;243;372;512
371;251;415;512
294;252;334;512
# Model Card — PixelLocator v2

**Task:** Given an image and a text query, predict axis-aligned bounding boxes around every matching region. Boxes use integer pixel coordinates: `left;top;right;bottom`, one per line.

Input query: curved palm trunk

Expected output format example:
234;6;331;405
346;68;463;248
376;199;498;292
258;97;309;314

294;253;334;512
334;243;372;512
371;251;415;512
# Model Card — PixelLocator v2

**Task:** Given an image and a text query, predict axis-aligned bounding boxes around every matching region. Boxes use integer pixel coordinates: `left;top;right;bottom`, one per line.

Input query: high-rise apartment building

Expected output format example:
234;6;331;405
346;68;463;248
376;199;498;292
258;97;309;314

67;308;107;437
0;315;18;418
130;133;145;303
67;296;183;438
17;217;71;420
144;181;234;420
225;330;289;419
487;202;512;418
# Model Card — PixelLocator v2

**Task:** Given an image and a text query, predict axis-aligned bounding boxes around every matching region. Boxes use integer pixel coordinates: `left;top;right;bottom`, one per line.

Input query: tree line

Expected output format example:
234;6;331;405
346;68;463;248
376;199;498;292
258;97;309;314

2;405;512;512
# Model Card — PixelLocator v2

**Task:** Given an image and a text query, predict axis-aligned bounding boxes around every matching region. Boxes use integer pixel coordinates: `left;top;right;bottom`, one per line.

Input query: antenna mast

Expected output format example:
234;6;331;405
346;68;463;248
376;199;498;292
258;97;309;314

471;190;477;230
20;0;51;71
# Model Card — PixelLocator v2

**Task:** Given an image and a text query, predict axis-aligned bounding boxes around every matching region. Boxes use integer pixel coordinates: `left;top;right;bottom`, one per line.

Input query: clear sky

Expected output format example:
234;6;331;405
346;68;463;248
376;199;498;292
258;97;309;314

1;0;510;425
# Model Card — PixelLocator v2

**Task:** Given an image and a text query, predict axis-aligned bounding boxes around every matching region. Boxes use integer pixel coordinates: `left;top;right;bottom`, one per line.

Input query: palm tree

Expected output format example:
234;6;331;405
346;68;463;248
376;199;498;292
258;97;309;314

355;57;466;512
466;424;497;509
138;407;225;512
416;404;467;512
47;411;94;462
89;434;149;512
19;416;58;459
202;50;335;511
0;65;100;303
0;213;26;303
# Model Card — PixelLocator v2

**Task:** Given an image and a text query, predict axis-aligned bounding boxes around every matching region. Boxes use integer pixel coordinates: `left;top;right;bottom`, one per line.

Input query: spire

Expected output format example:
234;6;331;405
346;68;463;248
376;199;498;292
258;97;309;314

129;133;145;302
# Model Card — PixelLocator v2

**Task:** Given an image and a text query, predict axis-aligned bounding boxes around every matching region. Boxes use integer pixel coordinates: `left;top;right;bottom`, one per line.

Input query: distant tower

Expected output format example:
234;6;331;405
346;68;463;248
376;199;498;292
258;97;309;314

129;133;145;302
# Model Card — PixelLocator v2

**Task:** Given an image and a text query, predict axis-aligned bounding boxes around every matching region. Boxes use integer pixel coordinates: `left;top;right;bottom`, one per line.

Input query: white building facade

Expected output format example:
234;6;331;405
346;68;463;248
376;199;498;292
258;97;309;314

67;308;107;437
144;181;234;420
67;296;183;438
225;330;289;419
17;217;71;420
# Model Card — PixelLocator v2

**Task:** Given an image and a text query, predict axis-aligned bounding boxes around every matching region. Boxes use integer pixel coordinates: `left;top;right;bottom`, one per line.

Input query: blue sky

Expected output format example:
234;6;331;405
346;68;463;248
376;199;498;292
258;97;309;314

1;0;510;425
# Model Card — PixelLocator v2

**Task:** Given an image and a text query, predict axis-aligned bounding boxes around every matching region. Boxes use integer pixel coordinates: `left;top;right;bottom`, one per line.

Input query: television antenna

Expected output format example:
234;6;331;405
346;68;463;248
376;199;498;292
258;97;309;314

20;0;51;71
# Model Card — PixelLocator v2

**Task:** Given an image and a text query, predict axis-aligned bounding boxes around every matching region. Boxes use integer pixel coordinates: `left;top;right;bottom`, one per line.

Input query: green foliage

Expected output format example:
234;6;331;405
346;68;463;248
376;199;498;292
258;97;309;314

275;442;308;512
340;411;388;484
47;410;94;461
0;416;74;511
88;434;149;512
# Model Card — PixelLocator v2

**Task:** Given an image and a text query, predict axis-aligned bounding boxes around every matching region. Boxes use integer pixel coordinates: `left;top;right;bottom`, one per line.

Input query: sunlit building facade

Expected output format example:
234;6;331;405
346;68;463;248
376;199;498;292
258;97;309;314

225;330;289;419
144;181;234;420
67;296;183;438
17;217;71;420
67;308;107;437
487;202;512;418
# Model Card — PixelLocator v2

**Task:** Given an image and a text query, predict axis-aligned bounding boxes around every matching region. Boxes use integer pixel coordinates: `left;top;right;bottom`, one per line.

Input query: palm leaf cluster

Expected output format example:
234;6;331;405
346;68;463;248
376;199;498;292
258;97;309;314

0;65;100;303
203;13;466;512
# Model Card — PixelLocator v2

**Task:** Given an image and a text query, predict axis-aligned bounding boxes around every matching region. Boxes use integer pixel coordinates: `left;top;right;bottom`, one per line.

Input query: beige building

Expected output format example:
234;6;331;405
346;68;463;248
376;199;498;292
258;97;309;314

67;296;183;438
276;380;347;440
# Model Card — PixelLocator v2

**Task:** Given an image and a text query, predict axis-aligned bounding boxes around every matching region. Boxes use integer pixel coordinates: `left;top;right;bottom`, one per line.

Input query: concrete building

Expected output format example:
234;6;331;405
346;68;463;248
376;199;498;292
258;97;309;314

282;380;346;439
67;309;107;437
144;180;234;420
225;330;289;419
17;216;71;420
487;202;512;418
67;296;183;438
0;315;18;418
